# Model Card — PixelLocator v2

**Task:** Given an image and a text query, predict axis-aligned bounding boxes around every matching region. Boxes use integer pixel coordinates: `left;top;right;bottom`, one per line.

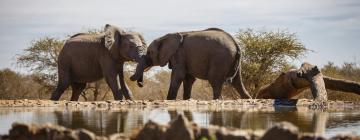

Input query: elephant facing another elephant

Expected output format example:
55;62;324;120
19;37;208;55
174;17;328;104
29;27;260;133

131;28;252;100
50;24;147;101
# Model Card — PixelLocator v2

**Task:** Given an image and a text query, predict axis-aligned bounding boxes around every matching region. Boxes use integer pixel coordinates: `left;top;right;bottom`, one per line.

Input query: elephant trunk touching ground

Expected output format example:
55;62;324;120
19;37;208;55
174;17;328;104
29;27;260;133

257;62;360;100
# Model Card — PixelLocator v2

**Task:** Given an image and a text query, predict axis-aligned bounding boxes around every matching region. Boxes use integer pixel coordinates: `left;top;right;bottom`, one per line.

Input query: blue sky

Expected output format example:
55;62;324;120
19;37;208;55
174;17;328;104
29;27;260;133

0;0;359;72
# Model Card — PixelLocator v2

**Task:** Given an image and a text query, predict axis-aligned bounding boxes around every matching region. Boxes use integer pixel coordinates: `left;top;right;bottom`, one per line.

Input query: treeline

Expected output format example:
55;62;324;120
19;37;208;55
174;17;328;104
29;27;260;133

0;28;359;101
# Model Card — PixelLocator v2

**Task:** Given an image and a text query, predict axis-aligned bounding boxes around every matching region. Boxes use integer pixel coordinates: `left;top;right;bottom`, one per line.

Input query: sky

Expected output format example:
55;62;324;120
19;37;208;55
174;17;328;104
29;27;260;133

0;0;359;72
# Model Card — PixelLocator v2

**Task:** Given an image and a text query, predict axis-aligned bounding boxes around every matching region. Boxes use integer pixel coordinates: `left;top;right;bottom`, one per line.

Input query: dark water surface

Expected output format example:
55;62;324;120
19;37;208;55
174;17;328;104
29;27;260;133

1;106;360;138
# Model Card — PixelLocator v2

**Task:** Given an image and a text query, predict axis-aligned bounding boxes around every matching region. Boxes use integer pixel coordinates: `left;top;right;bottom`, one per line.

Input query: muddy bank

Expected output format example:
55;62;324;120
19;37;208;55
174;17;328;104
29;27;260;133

0;99;359;109
1;114;359;140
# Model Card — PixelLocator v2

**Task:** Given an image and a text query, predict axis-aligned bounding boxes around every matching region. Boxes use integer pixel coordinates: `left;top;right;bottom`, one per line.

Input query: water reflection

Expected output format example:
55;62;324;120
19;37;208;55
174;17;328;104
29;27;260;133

205;107;329;134
0;106;359;138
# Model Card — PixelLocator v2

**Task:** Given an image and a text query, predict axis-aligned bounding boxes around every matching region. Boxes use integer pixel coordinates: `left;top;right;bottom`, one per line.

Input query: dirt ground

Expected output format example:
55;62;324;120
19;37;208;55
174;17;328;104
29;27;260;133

0;99;359;109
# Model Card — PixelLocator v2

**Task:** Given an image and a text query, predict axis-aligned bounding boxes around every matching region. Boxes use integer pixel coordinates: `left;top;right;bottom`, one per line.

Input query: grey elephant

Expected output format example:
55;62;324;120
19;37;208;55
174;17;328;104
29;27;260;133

257;62;327;100
131;28;252;100
50;24;146;101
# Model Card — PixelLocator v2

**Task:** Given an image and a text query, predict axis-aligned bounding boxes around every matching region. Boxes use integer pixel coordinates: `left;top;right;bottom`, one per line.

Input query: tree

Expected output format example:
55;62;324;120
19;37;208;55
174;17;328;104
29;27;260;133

17;37;64;87
235;29;308;94
0;69;47;99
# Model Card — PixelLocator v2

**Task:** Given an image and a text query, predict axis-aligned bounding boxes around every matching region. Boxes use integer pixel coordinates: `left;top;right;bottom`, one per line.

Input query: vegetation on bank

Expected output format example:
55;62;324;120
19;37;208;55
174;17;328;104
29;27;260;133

0;28;359;101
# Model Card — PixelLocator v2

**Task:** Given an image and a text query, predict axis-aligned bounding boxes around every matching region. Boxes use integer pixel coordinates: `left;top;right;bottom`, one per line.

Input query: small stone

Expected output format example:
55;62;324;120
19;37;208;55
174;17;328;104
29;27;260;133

9;123;33;140
109;133;130;140
329;134;360;140
215;127;249;140
76;129;96;140
260;122;299;140
135;120;167;140
300;133;326;140
165;114;194;140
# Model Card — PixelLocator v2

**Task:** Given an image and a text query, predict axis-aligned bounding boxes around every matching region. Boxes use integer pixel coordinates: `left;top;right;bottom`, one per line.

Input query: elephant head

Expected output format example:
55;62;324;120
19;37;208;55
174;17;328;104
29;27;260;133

104;24;147;62
130;33;183;82
296;62;327;100
104;24;147;86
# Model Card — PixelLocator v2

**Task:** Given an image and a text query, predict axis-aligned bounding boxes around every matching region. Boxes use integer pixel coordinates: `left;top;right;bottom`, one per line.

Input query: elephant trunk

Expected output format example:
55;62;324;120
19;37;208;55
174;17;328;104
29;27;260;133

131;56;145;87
131;56;151;87
309;74;328;101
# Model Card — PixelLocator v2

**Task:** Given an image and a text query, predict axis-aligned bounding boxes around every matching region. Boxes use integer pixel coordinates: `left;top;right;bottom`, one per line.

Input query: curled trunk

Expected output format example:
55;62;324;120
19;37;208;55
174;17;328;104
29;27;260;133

131;56;152;87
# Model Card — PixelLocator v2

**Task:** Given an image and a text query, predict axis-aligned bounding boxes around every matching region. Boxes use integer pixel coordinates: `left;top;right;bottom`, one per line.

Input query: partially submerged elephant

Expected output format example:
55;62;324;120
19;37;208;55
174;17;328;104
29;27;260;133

257;63;327;100
131;28;252;100
257;62;360;101
50;24;146;101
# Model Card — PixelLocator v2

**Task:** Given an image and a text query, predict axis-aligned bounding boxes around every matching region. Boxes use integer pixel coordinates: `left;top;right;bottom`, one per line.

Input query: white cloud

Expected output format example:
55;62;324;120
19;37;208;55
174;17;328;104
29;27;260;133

0;0;359;71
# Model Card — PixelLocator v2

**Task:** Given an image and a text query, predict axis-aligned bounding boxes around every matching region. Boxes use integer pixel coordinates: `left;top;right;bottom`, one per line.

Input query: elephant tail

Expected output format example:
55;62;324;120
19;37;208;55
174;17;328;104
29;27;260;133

69;33;88;38
226;36;242;84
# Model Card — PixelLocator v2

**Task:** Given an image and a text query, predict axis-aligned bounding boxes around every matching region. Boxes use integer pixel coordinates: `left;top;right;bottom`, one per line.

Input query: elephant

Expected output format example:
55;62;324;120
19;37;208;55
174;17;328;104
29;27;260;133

257;62;360;101
130;28;252;100
50;24;147;101
257;62;327;100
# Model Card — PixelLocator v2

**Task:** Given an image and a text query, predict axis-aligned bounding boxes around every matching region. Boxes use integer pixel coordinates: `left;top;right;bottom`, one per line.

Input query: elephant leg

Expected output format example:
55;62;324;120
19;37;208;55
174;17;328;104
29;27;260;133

208;59;228;100
105;74;122;100
50;68;71;100
209;80;224;100
120;83;133;100
118;63;133;100
231;70;252;99
167;71;185;100
101;61;123;100
183;74;196;100
70;82;86;101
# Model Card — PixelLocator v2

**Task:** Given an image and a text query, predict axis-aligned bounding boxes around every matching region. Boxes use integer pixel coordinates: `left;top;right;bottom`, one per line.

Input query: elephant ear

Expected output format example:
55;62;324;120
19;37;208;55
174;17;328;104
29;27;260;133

104;24;124;49
138;33;147;47
158;33;183;67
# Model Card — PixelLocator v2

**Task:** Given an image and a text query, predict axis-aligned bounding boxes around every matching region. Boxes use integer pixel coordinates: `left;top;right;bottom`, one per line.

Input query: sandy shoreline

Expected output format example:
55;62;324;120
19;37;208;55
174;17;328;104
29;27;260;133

0;99;359;109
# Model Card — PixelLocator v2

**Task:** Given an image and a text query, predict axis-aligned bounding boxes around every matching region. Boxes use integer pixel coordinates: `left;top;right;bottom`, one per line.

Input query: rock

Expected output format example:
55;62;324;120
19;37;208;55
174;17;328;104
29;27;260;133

7;122;99;140
165;114;195;140
135;120;167;140
109;133;129;140
76;129;96;140
9;123;36;140
300;134;326;140
260;122;299;140
196;127;217;140
329;134;360;140
215;127;250;140
3;120;360;140
0;135;10;140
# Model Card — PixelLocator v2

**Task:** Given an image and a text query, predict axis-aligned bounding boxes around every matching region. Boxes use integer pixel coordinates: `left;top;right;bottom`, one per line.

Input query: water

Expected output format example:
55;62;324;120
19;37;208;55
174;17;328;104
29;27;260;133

1;106;360;138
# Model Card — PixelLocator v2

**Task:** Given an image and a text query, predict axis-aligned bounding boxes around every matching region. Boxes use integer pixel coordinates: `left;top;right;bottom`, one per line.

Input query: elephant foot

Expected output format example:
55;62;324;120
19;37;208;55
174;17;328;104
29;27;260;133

119;89;133;100
113;93;123;100
50;94;61;101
